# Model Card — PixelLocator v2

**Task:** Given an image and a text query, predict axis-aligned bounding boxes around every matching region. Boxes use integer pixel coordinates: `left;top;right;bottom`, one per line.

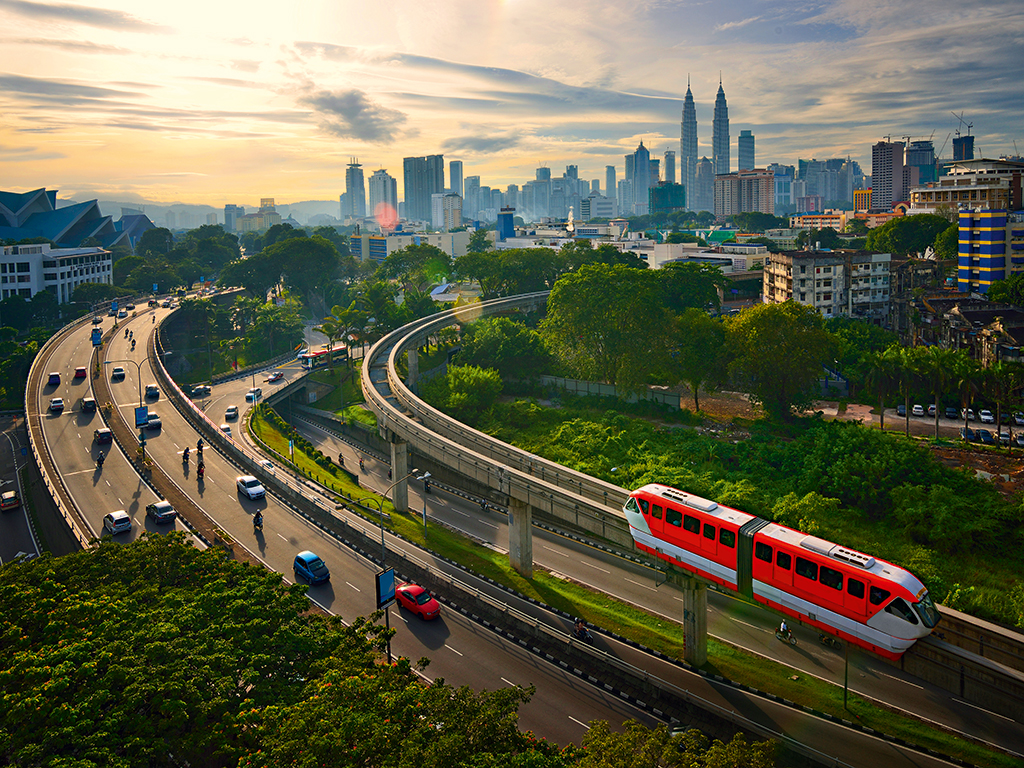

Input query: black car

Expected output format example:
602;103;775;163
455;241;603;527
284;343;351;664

977;428;995;445
896;404;907;417
960;427;976;442
944;406;958;419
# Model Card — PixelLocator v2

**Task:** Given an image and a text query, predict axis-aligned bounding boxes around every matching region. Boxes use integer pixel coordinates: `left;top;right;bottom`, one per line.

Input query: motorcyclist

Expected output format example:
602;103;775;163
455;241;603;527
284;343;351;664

197;462;205;479
97;451;105;467
779;620;790;640
253;511;264;530
183;446;190;462
131;339;136;350
124;329;129;338
359;456;364;471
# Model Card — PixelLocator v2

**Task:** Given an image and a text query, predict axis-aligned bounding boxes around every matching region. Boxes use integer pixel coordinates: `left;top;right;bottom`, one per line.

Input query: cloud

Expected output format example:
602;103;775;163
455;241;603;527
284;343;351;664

8;37;132;54
0;0;169;31
296;87;408;143
0;73;140;100
441;134;522;154
715;15;762;32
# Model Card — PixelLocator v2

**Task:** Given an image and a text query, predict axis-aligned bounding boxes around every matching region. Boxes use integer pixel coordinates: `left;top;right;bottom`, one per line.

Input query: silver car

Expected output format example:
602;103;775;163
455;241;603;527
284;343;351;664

236;475;265;500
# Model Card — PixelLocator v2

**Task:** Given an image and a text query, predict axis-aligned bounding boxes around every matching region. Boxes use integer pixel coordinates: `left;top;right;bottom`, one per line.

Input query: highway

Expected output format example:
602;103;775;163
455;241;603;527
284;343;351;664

0;415;38;564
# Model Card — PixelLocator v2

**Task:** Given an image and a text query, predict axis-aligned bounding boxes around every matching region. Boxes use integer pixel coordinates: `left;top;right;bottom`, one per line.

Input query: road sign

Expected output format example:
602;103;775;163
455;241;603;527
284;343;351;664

375;567;396;609
153;283;159;292
134;406;150;428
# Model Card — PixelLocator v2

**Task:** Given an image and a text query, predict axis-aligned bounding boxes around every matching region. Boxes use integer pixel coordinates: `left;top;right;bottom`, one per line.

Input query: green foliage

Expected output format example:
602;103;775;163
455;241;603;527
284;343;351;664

376;243;452;290
987;272;1024;305
730;211;789;232
458;317;551;379
795;227;843;250
664;231;708;246
866;214;952;256
672;309;727;411
932;223;958;260
659;261;727;313
576;721;776;768
264;235;342;307
421;364;503;425
135;226;174;257
467;228;491;253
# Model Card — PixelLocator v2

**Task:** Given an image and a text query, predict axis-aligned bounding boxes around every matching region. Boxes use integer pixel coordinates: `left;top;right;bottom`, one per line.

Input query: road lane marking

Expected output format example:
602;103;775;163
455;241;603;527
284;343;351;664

500;677;517;687
445;644;463;656
346;581;361;592
730;618;762;630
277;533;287;541
953;698;1015;722
582;561;610;573
624;578;657;591
568;716;590;730
877;672;923;689
453;509;470;517
543;546;570;556
476;520;498;530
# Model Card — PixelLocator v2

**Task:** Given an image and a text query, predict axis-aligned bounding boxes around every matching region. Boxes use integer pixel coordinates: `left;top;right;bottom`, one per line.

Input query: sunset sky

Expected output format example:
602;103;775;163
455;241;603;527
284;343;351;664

2;0;1022;207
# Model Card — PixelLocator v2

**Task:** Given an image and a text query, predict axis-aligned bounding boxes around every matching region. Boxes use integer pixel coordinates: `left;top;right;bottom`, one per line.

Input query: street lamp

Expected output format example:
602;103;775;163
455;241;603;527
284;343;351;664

105;353;170;465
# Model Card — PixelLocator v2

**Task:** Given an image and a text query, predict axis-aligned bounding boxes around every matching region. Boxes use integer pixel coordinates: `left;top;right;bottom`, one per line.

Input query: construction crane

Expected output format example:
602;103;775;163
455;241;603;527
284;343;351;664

937;132;952;158
951;111;973;137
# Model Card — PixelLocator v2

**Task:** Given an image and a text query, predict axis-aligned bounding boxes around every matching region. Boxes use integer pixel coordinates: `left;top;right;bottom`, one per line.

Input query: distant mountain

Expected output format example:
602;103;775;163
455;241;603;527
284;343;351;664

59;197;342;229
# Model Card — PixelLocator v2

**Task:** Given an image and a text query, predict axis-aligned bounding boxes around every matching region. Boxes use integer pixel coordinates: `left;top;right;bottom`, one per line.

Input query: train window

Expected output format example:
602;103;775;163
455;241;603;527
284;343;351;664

651;504;663;520
795;557;818;581
719;529;736;548
884;597;919;625
683;514;700;534
820;565;843;591
703;523;716;540
869;586;891;606
776;551;792;570
638;498;649;514
847;578;865;599
755;542;773;562
666;508;682;527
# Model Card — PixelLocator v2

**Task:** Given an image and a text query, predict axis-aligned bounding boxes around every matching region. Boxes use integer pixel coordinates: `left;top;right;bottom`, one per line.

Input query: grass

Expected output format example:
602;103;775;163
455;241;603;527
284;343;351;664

247;408;1018;768
307;364;377;427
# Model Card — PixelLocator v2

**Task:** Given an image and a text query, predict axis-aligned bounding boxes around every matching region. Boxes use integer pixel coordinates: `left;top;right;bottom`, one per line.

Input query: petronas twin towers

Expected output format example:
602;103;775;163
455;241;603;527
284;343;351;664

680;76;729;212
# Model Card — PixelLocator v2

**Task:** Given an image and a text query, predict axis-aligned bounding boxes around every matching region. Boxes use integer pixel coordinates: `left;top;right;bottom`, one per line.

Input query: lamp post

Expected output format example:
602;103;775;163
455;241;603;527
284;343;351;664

105;353;169;466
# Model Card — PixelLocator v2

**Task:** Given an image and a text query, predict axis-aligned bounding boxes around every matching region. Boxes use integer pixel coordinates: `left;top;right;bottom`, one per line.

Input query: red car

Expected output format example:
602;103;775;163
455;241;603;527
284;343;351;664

395;583;441;620
74;366;87;379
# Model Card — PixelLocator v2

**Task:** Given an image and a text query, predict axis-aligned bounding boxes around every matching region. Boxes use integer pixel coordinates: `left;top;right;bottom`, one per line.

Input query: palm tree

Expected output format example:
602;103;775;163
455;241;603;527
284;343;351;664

864;349;899;433
951;353;982;440
988;360;1024;448
884;344;915;436
916;346;961;439
313;316;343;369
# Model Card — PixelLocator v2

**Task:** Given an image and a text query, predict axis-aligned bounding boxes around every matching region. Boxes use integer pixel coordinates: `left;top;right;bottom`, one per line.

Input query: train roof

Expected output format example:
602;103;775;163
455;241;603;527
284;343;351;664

637;484;757;528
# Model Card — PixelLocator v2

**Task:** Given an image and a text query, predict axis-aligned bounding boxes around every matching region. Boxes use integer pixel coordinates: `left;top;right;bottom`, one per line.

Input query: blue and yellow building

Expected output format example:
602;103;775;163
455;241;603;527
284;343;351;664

958;209;1024;293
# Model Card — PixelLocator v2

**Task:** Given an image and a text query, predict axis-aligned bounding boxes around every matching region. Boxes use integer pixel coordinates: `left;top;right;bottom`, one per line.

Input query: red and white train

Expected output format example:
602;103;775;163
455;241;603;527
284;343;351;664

623;484;940;658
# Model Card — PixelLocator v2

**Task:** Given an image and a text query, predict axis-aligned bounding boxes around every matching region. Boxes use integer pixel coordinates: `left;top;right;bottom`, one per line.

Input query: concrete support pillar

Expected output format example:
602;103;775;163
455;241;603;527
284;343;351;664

678;575;708;667
406;347;419;389
390;440;409;513
508;496;533;578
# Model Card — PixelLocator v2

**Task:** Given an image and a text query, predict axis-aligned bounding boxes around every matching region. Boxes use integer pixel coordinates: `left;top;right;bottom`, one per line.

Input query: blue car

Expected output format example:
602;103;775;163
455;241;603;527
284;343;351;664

293;550;330;584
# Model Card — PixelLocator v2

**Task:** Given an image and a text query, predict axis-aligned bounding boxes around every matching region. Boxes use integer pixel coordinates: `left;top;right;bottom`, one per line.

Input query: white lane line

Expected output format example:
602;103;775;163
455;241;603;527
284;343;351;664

476;521;498;530
346;581;361;592
582;561;610;573
105;480;111;487
730;618;762;631
453;509;470;517
953;698;1015;722
543;546;570;556
277;533;287;541
117;498;123;505
500;677;517;687
568;716;590;730
445;644;463;656
877;672;923;690
624;577;657;591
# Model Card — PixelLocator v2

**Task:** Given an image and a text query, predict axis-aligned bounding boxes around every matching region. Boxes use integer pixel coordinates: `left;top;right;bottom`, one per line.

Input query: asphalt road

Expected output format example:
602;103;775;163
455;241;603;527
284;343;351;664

0;414;38;564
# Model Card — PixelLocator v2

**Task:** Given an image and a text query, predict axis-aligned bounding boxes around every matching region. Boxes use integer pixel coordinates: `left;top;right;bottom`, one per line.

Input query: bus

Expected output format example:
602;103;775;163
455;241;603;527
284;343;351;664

298;346;347;370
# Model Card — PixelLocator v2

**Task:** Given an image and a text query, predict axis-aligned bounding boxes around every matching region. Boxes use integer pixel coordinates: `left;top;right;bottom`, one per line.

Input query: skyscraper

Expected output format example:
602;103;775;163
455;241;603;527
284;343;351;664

223;204;243;232
871;140;905;210
712;77;730;176
692;157;715;213
449;160;463;198
681;78;698;211
663;150;676;185
605;166;616;201
738;130;755;171
368;169;398;217
463;175;480;218
344;158;366;219
402;154;444;222
629;141;652;215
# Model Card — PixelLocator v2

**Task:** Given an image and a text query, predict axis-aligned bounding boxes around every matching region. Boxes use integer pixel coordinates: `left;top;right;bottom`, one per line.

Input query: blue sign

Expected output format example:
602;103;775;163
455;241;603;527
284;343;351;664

91;327;102;346
375;567;396;609
111;300;118;312
153;283;159;293
134;405;150;428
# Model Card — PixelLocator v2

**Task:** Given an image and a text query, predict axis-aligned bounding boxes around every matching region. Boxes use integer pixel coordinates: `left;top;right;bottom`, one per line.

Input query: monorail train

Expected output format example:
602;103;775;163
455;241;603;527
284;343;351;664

623;484;940;658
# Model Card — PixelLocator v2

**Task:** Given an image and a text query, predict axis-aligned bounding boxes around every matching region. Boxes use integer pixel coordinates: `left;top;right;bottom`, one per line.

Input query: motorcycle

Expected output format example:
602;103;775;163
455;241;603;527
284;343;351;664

572;620;594;644
131;340;136;350
253;514;264;532
775;628;798;646
96;453;105;468
197;463;205;480
423;479;431;494
358;457;364;471
819;633;842;650
182;448;190;463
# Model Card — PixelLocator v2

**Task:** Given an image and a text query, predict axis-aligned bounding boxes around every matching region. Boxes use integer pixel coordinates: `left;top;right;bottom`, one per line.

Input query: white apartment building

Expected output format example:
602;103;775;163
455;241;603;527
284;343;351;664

763;249;891;321
1;243;112;304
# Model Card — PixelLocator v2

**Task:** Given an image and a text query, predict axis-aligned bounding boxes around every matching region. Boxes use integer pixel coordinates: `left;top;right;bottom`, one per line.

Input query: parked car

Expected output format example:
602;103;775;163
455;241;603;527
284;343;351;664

225;405;238;420
962;408;975;421
81;397;97;413
245;387;262;402
145;500;177;523
1015;412;1024;426
49;398;64;413
103;510;132;535
267;371;284;383
927;404;936;417
1016;434;1024;448
980;409;995;424
896;404;907;417
293;550;330;584
999;431;1012;445
111;366;125;380
395;583;441;620
47;372;60;386
93;428;113;444
145;384;159;399
960;427;976;442
912;404;925;417
145;413;162;430
236;475;266;500
945;406;959;419
1;490;20;511
977;428;995;445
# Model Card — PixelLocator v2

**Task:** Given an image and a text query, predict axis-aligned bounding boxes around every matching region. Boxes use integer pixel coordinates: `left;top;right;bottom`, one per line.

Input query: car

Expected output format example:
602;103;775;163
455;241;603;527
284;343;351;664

220;424;232;437
959;427;976;442
896;404;906;417
145;384;160;399
245;387;262;402
1;490;20;512
192;384;211;397
146;500;177;523
945;406;959;419
126;303;135;310
161;300;171;308
93;427;113;444
225;405;238;420
49;398;64;413
103;510;132;535
1015;412;1024;426
267;372;284;383
962;408;975;421
395;582;441;620
1001;412;1012;424
980;409;995;424
293;550;330;584
108;307;117;316
81;397;97;413
259;459;275;474
47;372;60;385
117;309;128;319
74;366;87;380
236;475;266;500
91;316;102;325
912;404;925;417
927;404;936;417
999;431;1012;446
1016;434;1024;448
977;428;995;445
111;366;126;380
145;413;162;430
148;299;158;307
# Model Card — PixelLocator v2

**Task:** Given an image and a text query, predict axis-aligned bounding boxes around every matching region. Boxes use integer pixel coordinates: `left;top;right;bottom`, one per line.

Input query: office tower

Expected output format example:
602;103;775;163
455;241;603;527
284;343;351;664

491;189;502;212
714;169;774;217
905;140;936;185
565;165;578;180
223;204;243;232
650;158;661;184
681;78;698;210
712;77;730;176
402;154;445;222
449;160;464;199
344;158;366;219
463;176;480;218
692;157;715;213
738;130;755;171
536;166;551;182
629;141;652;215
368;169;398;216
871;140;905;209
497;207;515;241
505;184;519;211
617;179;633;214
953;134;975;162
605;166;616;200
663;150;676;185
591;180;601;194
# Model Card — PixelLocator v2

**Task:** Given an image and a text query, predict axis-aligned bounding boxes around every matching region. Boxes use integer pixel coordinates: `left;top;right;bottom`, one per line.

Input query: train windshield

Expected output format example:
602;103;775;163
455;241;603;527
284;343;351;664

913;592;940;628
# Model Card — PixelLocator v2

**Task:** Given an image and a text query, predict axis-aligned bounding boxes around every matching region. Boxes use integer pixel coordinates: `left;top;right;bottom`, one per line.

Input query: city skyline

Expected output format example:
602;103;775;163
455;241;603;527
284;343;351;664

1;0;1022;206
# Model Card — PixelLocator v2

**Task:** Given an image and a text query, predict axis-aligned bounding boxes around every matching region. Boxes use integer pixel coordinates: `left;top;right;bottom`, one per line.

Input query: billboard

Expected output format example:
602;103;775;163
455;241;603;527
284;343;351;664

134;405;150;428
375;567;396;610
91;327;102;346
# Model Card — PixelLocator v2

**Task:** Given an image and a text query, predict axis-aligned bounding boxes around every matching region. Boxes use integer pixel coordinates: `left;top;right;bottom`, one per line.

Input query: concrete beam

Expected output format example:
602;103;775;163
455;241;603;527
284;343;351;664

508;497;533;578
674;573;708;667
406;346;418;390
390;440;409;513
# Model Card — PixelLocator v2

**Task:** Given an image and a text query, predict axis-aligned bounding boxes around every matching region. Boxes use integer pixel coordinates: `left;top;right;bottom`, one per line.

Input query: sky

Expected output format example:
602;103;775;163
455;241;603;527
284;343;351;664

2;0;1022;208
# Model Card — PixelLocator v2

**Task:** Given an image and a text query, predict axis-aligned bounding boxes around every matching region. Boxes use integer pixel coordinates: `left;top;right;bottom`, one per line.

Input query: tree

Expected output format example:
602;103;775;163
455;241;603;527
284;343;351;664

726;301;836;420
795;227;843;250
467;228;491;253
915;346;961;438
863;348;899;432
932;223;958;261
218;251;281;300
866;213;951;256
542;264;675;396
113;254;145;286
249;301;304;356
377;243;452;290
71;282;132;304
664;231;708;246
987;273;1024;305
673;309;726;411
267;235;342;315
660;261;727;314
135;227;174;257
731;211;788;232
886;344;917;436
988;360;1024;443
575;720;776;768
458;317;551;379
844;219;870;236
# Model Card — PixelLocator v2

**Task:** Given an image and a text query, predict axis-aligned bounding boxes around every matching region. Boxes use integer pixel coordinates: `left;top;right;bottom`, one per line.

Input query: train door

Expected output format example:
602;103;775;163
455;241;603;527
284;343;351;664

845;575;868;616
700;520;718;560
773;549;793;589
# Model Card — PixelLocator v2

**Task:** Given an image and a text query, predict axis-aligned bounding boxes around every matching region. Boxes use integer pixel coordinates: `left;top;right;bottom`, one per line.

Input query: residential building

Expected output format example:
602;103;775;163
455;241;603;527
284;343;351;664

909;158;1024;214
449;160;464;199
505;185;519;211
905;140;937;185
957;208;1024;293
431;193;462;231
871;140;905;210
344;159;366;220
853;188;872;211
463;176;481;218
714;169;774;217
649;183;686;214
352;228;480;262
663;150;676;185
768;163;795;213
1;242;112;304
763;228;803;250
223;204;244;232
712;78;730;176
737;130;755;171
402;155;445;223
763;249;891;321
0;187;134;249
681;78;698;210
789;211;851;231
368;169;399;218
605;166;617;205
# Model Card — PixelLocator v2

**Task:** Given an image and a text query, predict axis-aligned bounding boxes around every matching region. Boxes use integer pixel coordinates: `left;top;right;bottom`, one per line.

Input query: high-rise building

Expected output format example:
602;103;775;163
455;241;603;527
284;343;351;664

449;160;464;199
692;157;715;213
402;154;445;223
591;179;601;194
871;140;905;210
497;207;516;241
650;157;661;184
344;158;366;219
431;193;462;231
368;169;398;218
712;78;730;176
463;176;480;218
953;134;975;162
958;209;1024;293
905;140;936;185
536;166;551;182
714;169;774;217
738;130;755;171
505;184;519;211
605;166;616;201
629;141;652;215
565;165;578;180
663;150;676;185
223;204;243;232
681;78;698;210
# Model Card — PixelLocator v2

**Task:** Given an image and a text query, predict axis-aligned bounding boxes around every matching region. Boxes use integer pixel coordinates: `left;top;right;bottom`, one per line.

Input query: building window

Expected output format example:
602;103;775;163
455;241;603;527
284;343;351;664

17;275;30;283
17;262;30;273
44;273;57;281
